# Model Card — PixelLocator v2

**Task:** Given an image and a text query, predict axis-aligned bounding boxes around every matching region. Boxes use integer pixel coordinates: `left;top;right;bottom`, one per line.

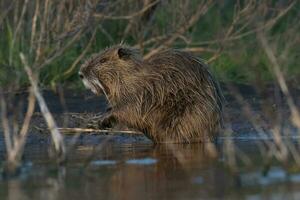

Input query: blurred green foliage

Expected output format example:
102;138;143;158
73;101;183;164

0;0;299;90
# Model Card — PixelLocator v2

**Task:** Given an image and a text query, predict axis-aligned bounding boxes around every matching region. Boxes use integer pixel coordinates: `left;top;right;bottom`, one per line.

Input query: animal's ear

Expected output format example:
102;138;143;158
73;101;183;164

117;48;131;59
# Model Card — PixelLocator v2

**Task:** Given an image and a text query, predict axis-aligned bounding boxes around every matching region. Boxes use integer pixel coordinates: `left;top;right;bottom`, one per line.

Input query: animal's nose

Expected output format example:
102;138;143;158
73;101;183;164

79;72;84;79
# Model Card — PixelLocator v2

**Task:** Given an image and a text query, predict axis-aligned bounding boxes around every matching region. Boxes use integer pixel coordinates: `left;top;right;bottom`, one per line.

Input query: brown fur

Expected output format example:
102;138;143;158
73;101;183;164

79;45;224;143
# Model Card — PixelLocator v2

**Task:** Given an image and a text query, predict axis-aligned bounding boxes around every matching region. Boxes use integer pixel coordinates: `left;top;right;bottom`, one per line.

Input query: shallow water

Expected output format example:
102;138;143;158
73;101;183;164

1;137;300;200
1;88;300;200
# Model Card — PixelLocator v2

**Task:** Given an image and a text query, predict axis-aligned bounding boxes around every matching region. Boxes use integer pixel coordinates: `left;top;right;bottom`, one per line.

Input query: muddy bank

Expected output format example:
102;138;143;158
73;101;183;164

1;84;300;150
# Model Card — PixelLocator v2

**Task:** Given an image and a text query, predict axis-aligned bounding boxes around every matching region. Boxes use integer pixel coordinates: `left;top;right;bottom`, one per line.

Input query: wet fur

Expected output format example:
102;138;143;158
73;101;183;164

79;45;224;143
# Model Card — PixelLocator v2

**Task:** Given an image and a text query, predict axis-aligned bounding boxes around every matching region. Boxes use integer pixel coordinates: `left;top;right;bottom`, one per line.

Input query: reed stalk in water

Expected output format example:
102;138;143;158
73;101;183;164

20;53;66;163
0;88;35;174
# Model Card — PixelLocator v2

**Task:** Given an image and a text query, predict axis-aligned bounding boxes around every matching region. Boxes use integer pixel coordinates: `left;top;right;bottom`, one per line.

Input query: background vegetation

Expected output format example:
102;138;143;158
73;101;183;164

0;0;299;90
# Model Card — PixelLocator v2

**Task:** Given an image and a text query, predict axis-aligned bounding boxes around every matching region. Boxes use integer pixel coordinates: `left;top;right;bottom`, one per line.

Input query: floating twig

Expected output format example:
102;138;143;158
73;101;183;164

57;127;142;135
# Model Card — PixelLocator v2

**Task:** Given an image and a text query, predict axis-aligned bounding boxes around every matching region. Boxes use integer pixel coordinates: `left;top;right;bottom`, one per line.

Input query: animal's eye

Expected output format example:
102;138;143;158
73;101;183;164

100;58;108;63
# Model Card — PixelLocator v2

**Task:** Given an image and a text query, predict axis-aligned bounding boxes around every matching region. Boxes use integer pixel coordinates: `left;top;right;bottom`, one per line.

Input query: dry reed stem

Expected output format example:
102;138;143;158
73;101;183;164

8;90;36;164
11;0;29;54
99;25;114;43
258;32;300;164
213;1;294;64
57;128;142;135
218;1;299;166
189;1;295;63
181;47;218;54
271;126;288;162
225;84;272;148
0;0;15;27
30;0;40;52
222;125;252;170
134;35;167;48
230;1;296;40
0;88;36;171
38;30;83;69
258;33;300;130
63;29;97;77
144;0;214;59
223;82;300;165
20;53;66;162
0;89;13;155
93;0;160;20
35;0;49;64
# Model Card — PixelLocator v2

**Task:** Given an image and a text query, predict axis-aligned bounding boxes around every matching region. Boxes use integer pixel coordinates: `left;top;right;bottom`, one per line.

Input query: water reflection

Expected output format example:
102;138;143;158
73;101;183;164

90;143;223;200
4;167;65;200
1;142;300;200
125;158;157;165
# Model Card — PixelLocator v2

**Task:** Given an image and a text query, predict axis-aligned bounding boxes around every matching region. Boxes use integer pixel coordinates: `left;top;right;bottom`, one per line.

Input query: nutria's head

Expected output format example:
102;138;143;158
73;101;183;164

79;45;142;99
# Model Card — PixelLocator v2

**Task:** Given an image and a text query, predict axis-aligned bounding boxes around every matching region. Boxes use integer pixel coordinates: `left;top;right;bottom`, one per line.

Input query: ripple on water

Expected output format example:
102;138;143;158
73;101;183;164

125;158;157;165
191;176;204;184
289;174;300;183
90;160;117;166
241;167;287;186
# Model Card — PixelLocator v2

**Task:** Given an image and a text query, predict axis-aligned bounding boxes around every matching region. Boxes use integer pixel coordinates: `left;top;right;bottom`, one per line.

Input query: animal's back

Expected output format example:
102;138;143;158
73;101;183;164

138;50;223;143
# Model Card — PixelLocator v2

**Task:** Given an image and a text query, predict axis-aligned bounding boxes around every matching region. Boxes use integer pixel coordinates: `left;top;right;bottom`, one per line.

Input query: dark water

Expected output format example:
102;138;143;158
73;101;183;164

1;88;300;200
1;137;300;200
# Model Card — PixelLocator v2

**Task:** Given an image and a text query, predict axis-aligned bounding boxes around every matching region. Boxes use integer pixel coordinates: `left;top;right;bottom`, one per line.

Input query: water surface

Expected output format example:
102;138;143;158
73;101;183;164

1;88;300;200
1;137;300;200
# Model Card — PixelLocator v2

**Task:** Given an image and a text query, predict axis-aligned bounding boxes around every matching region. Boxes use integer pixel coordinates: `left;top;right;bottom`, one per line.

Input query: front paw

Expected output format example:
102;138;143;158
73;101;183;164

98;114;116;129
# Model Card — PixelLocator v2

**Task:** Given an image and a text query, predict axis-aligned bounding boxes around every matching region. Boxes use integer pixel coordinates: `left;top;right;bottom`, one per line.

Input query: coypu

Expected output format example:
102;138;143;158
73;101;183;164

79;45;223;143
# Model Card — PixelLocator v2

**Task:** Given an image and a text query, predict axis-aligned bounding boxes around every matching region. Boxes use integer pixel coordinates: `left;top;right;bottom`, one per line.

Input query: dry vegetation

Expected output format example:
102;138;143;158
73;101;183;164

0;0;299;174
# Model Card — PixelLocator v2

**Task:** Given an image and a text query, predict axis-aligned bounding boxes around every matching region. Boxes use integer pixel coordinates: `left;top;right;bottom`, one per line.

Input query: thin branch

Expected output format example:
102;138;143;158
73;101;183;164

0;89;12;154
134;35;167;48
170;1;296;59
9;0;29;65
62;29;97;78
30;0;40;52
181;47;218;53
144;1;214;59
258;33;300;130
0;0;15;27
0;86;35;171
20;53;66;162
58;128;142;135
37;30;83;69
35;0;49;63
9;89;36;165
93;0;160;20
